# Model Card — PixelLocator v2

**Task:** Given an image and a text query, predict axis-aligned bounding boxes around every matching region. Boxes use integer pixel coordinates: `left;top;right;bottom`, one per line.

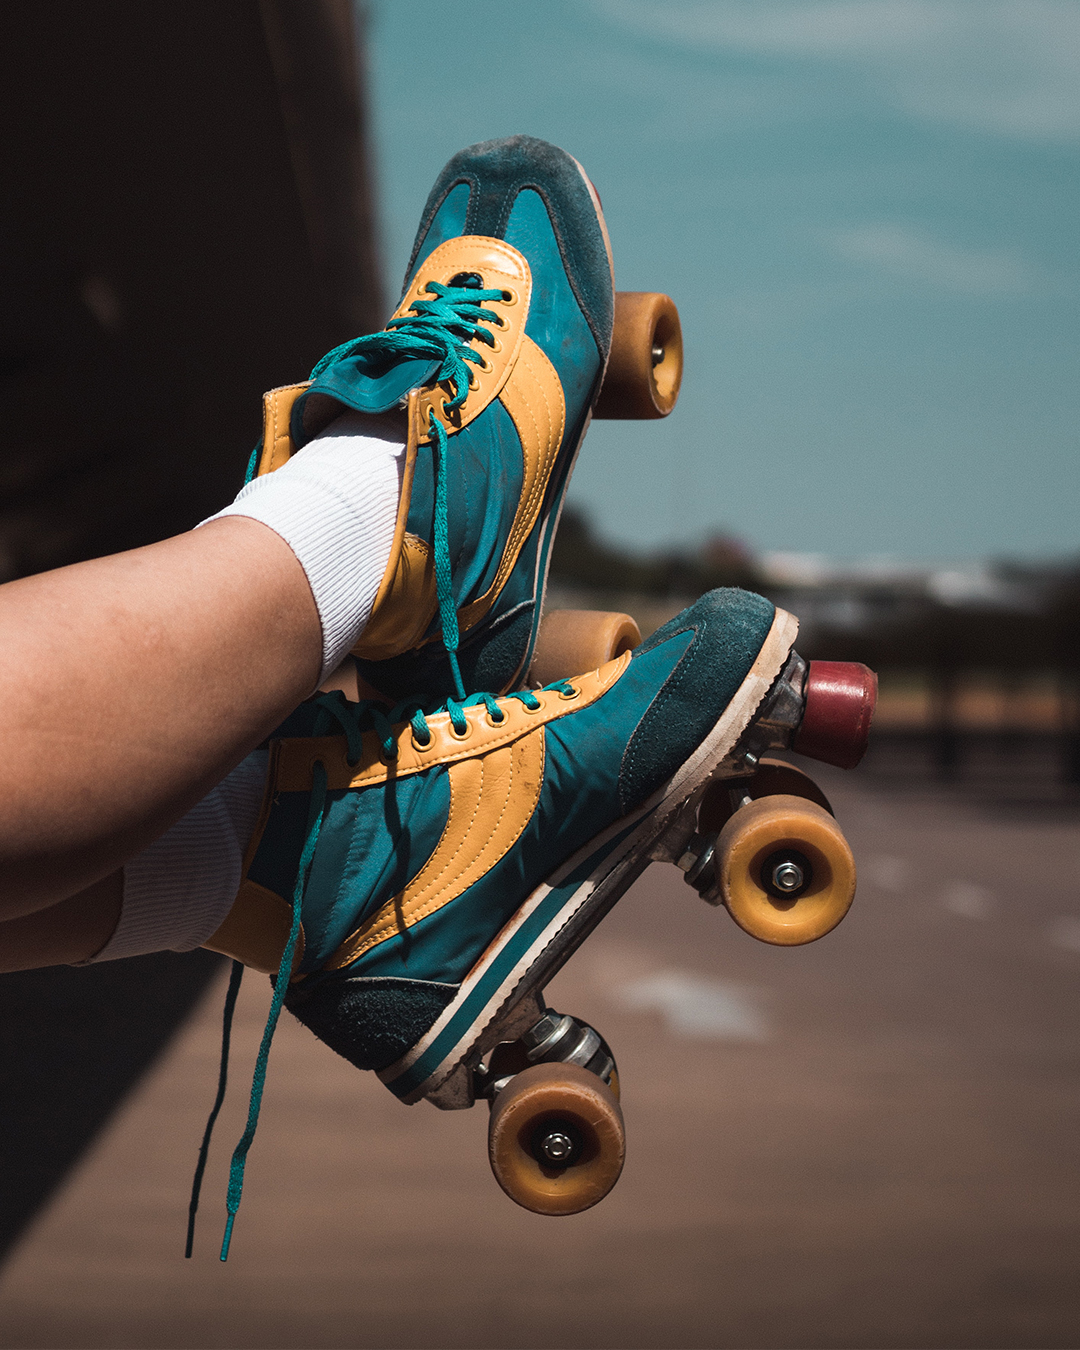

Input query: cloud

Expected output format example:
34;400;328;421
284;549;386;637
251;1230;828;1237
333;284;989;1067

828;223;1039;293
591;1;1080;141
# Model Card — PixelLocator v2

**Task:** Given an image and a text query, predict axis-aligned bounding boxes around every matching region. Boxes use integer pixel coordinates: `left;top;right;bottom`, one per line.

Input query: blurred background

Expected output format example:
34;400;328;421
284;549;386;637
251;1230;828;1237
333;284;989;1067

0;2;1078;1347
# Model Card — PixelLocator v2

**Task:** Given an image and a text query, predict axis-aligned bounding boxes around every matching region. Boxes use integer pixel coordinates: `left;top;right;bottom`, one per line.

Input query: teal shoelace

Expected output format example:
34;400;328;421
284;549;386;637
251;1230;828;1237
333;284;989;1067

311;279;510;701
190;680;575;1260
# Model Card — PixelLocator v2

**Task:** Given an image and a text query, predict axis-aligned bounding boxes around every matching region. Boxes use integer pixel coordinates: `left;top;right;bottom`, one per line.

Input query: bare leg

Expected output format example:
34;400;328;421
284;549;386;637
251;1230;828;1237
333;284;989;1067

0;873;123;969
0;517;320;919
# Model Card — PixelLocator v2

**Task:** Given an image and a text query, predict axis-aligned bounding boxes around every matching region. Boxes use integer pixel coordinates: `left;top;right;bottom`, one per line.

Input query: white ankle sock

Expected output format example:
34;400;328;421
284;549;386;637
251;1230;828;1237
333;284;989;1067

94;409;407;963
204;409;406;683
91;751;268;962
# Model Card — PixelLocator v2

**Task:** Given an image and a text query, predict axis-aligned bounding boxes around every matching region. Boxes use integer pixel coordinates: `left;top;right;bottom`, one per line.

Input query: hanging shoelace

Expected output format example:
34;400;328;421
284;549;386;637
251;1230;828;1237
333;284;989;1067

189;679;576;1260
184;959;243;1258
310;279;509;701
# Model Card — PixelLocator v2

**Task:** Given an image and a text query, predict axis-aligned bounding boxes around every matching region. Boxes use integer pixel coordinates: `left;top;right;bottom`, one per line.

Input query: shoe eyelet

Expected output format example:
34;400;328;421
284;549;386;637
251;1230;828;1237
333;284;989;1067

557;684;580;701
487;336;503;355
468;372;479;391
522;697;543;714
411;732;433;753
486;709;507;728
445;712;469;745
477;355;493;374
500;288;519;306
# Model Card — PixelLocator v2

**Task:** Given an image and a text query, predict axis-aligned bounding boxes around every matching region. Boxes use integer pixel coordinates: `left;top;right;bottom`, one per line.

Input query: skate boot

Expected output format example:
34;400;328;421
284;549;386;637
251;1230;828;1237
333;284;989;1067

249;135;683;703
204;588;876;1228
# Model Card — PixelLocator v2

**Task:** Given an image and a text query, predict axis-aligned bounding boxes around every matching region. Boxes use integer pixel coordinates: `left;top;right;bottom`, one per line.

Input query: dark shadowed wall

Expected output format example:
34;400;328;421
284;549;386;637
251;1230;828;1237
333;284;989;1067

0;0;380;1259
0;0;381;577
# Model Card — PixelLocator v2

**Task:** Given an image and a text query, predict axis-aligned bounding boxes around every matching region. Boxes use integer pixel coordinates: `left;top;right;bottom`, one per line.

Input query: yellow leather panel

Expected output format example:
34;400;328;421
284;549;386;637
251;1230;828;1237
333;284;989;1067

352;534;436;659
274;650;630;793
326;729;545;969
255;381;424;660
352;391;433;659
395;237;532;443
457;334;566;636
257;383;309;477
202;878;305;976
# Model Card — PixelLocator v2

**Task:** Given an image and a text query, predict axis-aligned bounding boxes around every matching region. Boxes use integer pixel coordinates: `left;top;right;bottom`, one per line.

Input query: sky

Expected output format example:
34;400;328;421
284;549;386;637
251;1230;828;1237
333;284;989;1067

366;0;1080;563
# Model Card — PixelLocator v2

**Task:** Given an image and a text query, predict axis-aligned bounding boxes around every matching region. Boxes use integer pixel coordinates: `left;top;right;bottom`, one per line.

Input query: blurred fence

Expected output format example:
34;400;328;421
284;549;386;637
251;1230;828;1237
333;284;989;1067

547;511;1080;786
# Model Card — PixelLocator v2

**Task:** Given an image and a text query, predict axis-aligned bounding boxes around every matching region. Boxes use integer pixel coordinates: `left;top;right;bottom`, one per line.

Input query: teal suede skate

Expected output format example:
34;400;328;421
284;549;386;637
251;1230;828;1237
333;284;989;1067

201;588;877;1237
250;135;615;703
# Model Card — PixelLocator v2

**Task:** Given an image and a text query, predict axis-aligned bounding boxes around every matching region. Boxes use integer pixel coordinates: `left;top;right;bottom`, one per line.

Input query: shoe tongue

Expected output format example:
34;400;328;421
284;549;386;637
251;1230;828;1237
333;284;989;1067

298;352;440;437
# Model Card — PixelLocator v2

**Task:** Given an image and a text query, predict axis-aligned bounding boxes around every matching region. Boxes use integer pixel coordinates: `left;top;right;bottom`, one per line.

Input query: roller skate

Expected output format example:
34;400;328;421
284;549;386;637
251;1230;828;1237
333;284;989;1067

244;135;683;703
205;588;875;1222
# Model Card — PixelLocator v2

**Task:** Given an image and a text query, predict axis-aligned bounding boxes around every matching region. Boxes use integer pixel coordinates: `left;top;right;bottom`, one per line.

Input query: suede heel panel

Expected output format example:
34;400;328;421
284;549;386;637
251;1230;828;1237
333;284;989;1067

618;588;777;813
285;976;458;1073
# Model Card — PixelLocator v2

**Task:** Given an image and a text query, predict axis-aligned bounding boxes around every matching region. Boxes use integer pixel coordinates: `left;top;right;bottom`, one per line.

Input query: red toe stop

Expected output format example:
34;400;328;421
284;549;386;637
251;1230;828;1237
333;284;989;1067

792;661;878;769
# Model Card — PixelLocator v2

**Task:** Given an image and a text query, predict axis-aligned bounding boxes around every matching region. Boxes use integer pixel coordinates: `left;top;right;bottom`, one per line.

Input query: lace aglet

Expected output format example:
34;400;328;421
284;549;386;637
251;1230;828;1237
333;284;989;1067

220;1211;237;1262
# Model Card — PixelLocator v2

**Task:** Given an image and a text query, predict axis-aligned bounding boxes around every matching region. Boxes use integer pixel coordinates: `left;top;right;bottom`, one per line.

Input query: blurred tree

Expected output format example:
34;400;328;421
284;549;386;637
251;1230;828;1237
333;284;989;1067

550;507;762;595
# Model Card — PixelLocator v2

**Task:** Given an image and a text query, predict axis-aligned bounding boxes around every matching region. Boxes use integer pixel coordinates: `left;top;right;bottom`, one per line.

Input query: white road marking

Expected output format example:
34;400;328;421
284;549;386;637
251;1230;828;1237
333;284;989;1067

942;880;995;920
866;854;909;892
614;972;768;1041
1046;916;1080;953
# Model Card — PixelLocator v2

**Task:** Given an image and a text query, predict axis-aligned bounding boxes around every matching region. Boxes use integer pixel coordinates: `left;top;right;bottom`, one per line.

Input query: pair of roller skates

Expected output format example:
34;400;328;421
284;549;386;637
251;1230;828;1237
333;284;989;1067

199;136;876;1251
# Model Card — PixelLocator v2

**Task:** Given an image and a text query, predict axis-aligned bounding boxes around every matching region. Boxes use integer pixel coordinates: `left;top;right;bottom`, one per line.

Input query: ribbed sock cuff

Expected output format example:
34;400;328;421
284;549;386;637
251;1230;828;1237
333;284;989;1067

93;751;268;962
204;411;406;682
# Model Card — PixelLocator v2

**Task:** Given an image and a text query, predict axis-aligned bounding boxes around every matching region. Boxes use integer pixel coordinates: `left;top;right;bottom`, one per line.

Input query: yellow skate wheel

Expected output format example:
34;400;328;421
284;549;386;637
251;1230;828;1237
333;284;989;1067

717;794;855;945
593;292;682;419
528;609;641;686
698;756;833;835
487;1063;625;1216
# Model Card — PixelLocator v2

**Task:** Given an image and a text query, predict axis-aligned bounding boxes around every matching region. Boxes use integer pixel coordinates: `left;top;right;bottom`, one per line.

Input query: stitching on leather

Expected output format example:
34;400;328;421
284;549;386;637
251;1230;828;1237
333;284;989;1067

353;655;623;781
356;757;479;953
407;751;507;923
416;253;529;443
458;338;564;627
373;735;537;950
335;755;486;960
420;732;539;917
418;756;484;905
501;343;562;563
331;731;543;965
278;654;627;795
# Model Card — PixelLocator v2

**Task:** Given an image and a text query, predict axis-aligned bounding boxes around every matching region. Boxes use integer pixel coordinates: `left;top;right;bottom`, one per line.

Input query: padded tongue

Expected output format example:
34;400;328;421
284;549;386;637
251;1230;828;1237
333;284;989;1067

293;354;439;445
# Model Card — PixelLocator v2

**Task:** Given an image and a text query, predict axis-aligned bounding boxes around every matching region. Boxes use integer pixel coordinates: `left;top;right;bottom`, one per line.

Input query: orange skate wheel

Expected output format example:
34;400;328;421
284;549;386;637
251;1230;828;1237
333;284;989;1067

593;292;682;419
698;757;833;834
529;609;641;686
717;794;855;946
488;1063;625;1216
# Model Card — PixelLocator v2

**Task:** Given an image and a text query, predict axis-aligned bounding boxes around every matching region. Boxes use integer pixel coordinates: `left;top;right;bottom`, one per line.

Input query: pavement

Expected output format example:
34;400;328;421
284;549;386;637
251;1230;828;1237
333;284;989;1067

1;754;1079;1349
